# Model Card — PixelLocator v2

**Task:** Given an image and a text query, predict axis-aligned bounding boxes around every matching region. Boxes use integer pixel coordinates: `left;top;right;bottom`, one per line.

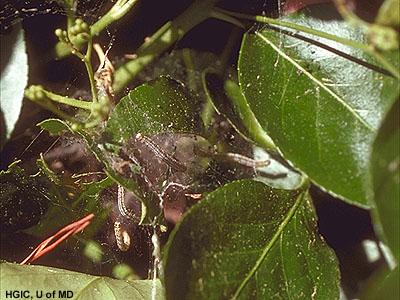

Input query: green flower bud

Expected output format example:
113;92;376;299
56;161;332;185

34;90;45;100
24;89;33;99
369;24;399;51
69;26;77;36
80;22;89;32
76;33;89;41
71;123;81;131
54;28;63;37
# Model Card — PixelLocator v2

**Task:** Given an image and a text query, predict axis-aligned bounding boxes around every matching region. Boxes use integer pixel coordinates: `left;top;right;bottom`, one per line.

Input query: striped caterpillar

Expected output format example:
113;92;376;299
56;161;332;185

113;221;131;252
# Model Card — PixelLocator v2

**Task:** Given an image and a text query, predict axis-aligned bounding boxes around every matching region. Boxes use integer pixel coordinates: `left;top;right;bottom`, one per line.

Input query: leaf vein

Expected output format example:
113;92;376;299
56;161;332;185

231;192;305;299
255;32;373;132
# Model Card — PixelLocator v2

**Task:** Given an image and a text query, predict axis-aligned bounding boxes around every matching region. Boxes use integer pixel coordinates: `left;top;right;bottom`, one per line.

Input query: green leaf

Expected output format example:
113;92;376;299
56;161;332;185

364;267;400;300
37;118;72;136
25;157;113;237
163;180;339;299
375;268;400;300
72;176;114;237
0;262;164;300
74;177;114;211
139;48;220;128
238;14;400;206
370;99;399;261
106;76;201;144
0;24;28;146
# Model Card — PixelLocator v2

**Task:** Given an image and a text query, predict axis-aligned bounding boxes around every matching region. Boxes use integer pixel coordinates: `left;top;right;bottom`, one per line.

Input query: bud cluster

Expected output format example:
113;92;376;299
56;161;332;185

24;85;45;101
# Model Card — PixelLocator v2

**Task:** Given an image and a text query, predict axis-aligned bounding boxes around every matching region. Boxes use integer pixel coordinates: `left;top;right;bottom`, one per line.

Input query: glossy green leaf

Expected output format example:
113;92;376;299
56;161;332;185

145;49;220;128
370;99;399;261
239;14;400;206
163;180;339;299
375;268;400;300
37;118;72;135
0;24;28;146
106;76;201;144
364;267;399;300
0;262;164;300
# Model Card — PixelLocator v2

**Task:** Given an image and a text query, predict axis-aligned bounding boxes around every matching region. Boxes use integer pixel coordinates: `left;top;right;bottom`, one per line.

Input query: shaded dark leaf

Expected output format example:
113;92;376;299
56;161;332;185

0;162;50;233
370;99;399;261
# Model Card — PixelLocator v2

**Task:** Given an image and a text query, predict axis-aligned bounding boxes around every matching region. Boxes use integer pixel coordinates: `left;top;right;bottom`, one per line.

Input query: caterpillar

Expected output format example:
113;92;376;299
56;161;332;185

114;221;131;252
134;133;187;173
